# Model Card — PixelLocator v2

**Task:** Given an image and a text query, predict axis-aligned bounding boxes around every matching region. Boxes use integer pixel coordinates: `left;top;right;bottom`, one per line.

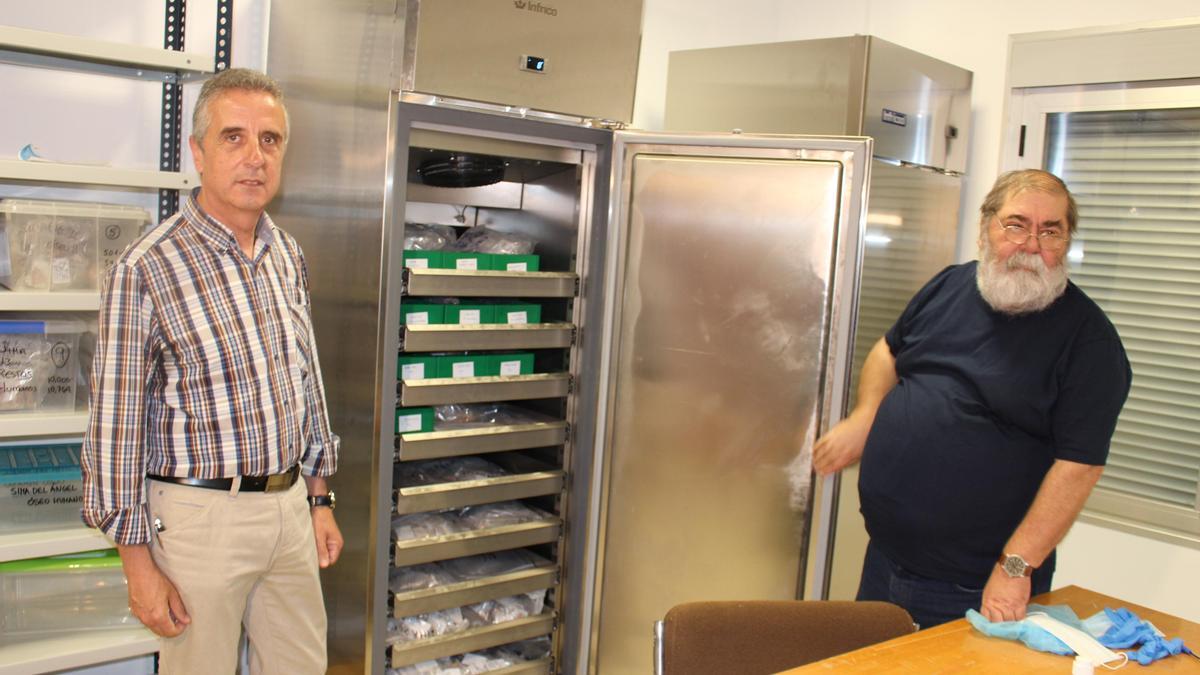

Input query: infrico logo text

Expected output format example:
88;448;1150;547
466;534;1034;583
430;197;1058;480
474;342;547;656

513;0;557;16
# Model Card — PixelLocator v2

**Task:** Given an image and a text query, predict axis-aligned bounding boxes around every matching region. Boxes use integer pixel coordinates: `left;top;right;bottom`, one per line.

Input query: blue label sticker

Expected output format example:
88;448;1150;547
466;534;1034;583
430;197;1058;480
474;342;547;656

882;109;907;127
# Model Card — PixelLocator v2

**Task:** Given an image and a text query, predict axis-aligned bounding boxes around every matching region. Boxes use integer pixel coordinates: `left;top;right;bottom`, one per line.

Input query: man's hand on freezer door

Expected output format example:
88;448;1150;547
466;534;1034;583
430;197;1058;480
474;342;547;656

812;410;873;475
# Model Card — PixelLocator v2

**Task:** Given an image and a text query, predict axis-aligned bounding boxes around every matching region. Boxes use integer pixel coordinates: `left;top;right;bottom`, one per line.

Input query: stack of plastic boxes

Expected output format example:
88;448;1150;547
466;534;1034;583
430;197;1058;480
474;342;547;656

0;198;148;292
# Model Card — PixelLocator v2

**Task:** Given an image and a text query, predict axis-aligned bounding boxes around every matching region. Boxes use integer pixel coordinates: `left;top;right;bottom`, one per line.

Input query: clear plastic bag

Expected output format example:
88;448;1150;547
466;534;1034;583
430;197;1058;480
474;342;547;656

434;403;555;427
459;651;514;674
396;457;507;487
451;225;536;255
391;511;463;542
0;333;55;411
462;590;546;626
457;502;547;530
390;606;469;644
403;223;458;251
441;550;544;581
490;636;552;662
389;563;456;593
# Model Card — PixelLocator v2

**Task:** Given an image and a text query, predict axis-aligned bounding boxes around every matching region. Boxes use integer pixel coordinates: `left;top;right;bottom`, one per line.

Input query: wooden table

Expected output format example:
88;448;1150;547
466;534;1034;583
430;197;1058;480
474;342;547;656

781;586;1200;673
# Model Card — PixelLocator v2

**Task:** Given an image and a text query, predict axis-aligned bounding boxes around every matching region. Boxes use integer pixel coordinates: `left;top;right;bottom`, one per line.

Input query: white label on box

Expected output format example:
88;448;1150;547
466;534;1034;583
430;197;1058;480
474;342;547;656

51;257;72;285
405;257;429;269
506;262;528;271
499;360;521;375
458;309;481;324
401;363;425;379
455;258;478;270
406;311;429;325
452;361;475;378
506;311;528;324
396;414;422;432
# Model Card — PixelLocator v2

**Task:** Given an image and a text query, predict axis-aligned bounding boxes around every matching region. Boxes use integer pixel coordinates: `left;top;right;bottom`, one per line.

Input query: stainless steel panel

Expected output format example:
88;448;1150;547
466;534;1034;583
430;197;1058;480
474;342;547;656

404;269;577;298
665;36;972;173
267;3;402;673
392;566;557;617
393;520;561;566
395;471;565;513
399;373;571;407
863;37;972;173
589;134;871;674
666;36;867;136
396;422;569;461
401;323;574;352
404;0;642;122
389;615;555;668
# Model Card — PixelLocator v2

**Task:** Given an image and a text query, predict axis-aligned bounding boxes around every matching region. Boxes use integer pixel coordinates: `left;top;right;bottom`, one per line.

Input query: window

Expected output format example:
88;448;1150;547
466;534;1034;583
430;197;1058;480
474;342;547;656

1011;81;1200;545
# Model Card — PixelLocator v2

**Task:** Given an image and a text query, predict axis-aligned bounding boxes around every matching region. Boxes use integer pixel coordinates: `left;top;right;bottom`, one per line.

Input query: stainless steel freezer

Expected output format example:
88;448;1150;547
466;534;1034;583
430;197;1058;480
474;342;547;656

266;4;872;673
666;35;972;600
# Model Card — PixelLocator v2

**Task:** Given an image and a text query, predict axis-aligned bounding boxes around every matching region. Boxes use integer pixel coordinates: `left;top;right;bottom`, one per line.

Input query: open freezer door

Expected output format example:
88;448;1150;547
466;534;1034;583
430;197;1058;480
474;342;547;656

583;132;871;674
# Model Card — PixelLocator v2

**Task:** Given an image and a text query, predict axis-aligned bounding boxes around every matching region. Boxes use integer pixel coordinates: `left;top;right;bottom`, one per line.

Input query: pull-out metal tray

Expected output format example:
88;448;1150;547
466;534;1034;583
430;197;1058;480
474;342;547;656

389;614;555;668
405;268;577;298
399;373;570;407
400;322;574;351
392;564;558;617
396;470;565;514
394;519;560;567
396;421;568;462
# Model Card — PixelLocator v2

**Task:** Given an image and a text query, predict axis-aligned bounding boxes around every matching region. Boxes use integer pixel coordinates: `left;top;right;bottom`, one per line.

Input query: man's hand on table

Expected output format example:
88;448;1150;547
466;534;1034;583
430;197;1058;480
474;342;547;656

981;565;1032;623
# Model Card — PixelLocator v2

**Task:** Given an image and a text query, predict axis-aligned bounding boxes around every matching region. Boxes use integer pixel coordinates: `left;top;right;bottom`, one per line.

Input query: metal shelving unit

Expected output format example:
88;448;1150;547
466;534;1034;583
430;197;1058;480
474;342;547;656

0;7;225;674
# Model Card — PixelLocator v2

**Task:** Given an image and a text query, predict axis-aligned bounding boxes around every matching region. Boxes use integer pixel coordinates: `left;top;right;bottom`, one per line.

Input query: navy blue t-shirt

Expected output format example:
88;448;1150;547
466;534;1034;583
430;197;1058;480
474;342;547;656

858;261;1131;587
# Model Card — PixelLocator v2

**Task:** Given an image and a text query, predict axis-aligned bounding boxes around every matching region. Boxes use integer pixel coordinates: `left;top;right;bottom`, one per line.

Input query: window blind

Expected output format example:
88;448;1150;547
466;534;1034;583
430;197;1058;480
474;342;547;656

1045;107;1200;510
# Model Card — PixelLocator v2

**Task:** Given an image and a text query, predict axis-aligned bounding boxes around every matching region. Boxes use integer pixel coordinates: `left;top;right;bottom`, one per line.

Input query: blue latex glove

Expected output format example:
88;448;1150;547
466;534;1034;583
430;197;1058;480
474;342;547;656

965;609;1073;656
1086;606;1193;666
1132;635;1186;665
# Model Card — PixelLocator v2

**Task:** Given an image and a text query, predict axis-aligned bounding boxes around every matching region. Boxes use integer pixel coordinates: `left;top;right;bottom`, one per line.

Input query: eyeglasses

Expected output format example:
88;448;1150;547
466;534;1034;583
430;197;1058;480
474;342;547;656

998;222;1069;251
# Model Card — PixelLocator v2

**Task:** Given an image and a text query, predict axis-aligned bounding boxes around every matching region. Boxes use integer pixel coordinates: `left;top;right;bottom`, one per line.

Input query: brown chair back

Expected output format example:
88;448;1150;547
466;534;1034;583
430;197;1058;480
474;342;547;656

659;600;915;675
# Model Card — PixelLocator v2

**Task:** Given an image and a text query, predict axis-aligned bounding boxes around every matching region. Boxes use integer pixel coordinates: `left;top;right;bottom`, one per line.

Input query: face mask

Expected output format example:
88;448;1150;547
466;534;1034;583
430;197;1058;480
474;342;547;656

1026;613;1129;669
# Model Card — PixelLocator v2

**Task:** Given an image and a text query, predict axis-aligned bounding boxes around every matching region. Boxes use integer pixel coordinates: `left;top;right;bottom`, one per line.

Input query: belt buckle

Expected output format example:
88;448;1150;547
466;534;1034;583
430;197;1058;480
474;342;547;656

265;469;292;492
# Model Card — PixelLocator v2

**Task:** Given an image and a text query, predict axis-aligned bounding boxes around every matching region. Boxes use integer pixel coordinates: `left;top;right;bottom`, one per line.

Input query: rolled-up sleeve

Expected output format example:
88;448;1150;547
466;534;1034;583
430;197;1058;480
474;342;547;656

81;262;156;545
296;254;338;478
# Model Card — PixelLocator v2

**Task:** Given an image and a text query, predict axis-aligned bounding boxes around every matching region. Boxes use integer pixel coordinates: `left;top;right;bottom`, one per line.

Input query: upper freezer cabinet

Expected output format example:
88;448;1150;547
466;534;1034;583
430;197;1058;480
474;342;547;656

367;99;869;674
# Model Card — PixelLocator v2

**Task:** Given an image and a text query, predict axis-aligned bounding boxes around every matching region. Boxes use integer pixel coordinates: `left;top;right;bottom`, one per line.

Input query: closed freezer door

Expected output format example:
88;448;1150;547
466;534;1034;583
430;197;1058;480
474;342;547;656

590;136;869;674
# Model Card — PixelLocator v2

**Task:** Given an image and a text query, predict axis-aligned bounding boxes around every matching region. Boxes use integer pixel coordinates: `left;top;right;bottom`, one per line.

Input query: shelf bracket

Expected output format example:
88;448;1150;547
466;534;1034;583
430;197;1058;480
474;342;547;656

158;0;187;222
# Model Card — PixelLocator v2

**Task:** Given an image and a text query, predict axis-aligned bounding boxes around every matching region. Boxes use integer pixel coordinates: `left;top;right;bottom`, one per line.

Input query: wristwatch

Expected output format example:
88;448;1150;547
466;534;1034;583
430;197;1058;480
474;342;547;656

998;553;1035;578
307;491;336;510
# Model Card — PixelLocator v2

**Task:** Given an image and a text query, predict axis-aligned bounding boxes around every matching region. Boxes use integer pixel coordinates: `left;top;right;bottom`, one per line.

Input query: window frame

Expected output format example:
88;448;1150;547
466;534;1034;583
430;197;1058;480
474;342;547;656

1004;79;1200;549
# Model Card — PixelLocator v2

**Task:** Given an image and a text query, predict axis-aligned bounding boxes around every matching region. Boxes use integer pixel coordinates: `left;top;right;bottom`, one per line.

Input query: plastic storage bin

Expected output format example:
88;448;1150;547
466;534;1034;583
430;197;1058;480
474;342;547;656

0;319;85;413
0;441;84;535
0;550;135;637
0;198;148;292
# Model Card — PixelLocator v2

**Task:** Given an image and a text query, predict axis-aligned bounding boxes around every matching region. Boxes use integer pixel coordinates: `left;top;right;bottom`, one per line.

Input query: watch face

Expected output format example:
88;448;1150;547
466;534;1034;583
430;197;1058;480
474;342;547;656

1003;555;1027;577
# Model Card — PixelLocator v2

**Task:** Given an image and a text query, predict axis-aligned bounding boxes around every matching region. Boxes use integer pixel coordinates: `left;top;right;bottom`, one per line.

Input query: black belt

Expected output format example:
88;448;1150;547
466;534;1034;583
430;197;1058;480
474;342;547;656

148;465;300;493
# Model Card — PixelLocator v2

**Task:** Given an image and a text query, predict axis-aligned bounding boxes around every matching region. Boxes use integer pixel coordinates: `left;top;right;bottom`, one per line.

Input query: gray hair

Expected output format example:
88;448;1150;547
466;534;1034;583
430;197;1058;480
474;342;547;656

979;169;1079;235
191;68;289;146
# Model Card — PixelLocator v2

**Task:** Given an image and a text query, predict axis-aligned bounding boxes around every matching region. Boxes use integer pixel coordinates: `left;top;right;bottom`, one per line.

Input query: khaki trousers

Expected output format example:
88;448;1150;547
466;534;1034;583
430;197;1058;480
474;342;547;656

147;477;327;675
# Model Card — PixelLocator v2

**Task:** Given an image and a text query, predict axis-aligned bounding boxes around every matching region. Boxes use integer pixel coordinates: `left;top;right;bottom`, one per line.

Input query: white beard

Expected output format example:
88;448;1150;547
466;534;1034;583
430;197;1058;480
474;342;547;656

976;241;1068;315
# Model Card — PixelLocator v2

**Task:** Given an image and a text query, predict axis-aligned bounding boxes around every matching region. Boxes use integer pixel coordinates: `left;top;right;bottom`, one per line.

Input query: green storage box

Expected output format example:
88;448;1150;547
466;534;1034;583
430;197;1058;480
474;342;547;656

401;303;445;325
444;303;494;325
395;407;434;434
489;254;540;272
493;352;535;376
443;252;489;271
401;250;443;270
495;302;542;325
436;354;497;379
397;354;438;380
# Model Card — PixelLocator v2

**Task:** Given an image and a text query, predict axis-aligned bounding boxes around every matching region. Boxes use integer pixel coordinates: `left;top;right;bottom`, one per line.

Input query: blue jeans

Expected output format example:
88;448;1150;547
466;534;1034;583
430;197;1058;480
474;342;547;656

855;540;1053;630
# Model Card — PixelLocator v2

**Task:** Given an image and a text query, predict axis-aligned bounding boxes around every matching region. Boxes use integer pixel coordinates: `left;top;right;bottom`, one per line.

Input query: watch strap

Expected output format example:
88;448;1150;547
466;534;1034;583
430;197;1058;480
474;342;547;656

308;493;335;509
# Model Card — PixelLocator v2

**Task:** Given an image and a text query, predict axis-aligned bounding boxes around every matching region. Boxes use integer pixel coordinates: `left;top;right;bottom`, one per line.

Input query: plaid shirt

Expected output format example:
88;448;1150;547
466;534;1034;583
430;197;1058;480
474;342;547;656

81;191;339;545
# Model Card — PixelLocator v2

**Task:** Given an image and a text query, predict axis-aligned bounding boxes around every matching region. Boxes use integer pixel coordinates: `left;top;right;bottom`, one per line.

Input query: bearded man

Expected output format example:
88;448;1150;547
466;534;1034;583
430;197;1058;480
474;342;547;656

813;169;1130;629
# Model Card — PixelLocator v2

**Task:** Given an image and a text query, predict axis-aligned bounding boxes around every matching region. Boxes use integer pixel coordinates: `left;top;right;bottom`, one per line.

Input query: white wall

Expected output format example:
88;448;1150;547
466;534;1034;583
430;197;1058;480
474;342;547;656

637;0;1200;622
